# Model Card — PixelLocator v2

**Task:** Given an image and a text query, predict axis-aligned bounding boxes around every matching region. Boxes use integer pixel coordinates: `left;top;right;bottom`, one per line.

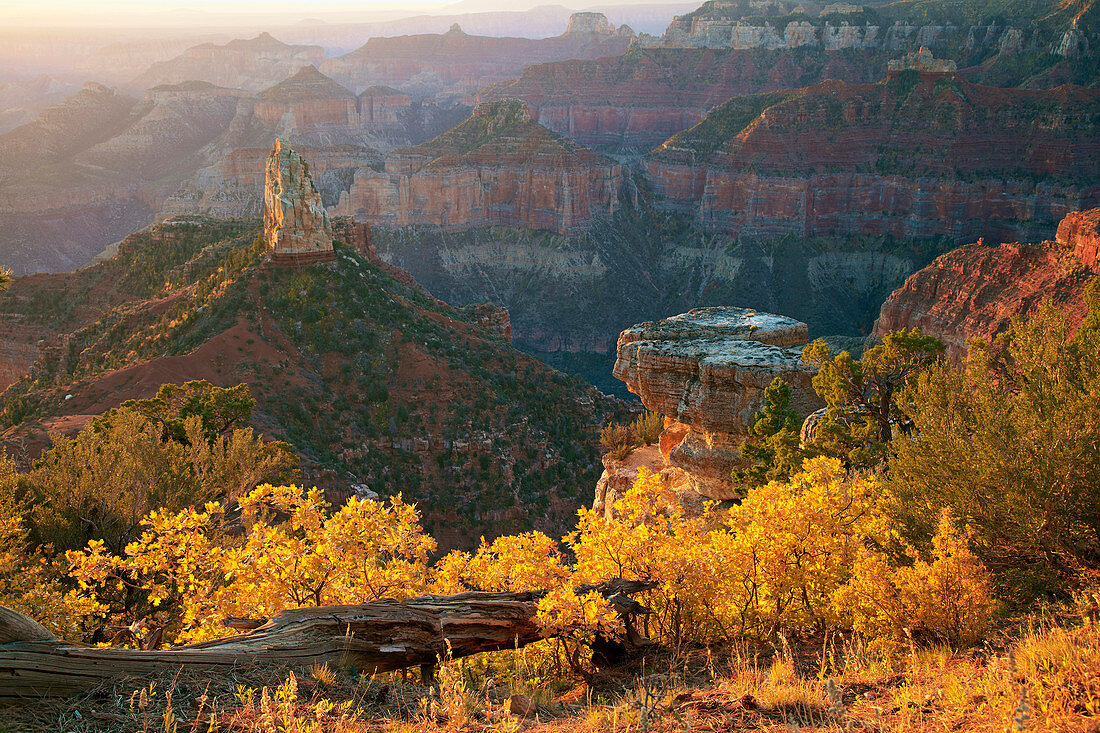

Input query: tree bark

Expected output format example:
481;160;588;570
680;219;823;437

0;581;652;702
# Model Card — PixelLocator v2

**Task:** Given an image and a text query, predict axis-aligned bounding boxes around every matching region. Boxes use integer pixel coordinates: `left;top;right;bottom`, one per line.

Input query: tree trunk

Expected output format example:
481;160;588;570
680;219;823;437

0;581;652;702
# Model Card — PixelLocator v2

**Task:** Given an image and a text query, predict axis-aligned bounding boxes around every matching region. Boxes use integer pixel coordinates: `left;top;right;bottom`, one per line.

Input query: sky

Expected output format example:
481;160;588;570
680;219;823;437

0;0;676;28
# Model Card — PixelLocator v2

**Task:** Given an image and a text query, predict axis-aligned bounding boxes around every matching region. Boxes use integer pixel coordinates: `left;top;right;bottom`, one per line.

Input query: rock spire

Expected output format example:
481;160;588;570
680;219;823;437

263;139;335;265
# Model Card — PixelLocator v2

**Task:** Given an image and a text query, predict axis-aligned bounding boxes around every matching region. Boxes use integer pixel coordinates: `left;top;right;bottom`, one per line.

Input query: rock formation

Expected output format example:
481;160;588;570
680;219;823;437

478;46;888;149
873;208;1100;362
132;33;326;92
645;75;1100;244
887;46;957;74
565;12;616;37
1057;207;1100;270
609;307;822;500
320;16;632;99
646;1;1069;55
253;66;362;133
263;140;334;265
332;99;621;236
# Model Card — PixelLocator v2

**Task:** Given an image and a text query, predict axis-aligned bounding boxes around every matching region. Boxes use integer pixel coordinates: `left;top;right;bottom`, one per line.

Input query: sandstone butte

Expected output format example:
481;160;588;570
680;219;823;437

263;139;336;265
331;99;622;236
596;307;823;513
319;14;633;99
645;74;1100;244
133;32;326;92
874;208;1100;362
478;46;887;148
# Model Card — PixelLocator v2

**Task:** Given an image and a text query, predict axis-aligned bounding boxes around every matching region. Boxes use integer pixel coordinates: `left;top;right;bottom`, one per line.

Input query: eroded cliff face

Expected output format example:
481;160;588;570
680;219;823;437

646;76;1100;242
873;208;1100;362
608;307;822;500
332;100;622;236
132;33;326;92
263;140;334;264
319;16;633;99
479;46;889;149
0;81;245;273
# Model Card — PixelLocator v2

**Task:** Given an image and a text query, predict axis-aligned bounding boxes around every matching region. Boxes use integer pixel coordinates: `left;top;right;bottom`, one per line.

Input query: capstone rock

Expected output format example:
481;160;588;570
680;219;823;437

611;307;822;500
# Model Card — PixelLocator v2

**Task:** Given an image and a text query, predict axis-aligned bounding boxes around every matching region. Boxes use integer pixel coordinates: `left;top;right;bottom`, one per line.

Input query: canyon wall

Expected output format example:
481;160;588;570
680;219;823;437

874;208;1100;362
646;75;1100;243
132;33;325;92
320;15;633;99
479;46;889;149
332;100;622;236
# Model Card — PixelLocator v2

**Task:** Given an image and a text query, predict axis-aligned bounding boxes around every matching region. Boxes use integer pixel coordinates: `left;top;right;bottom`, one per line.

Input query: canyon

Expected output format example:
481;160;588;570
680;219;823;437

479;45;890;150
320;16;635;100
332;100;622;235
132;33;326;92
645;74;1100;244
0;66;462;275
874;207;1100;362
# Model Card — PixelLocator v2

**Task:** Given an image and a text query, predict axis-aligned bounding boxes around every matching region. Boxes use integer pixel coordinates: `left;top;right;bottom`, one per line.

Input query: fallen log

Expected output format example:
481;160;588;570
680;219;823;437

0;580;652;702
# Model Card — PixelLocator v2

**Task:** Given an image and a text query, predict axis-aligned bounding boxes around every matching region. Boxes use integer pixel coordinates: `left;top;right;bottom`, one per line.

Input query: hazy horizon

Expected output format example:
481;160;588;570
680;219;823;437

0;0;682;28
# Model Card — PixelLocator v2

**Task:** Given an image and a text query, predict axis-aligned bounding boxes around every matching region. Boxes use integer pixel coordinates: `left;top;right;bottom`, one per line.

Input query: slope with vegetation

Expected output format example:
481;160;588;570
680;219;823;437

0;217;624;550
4;285;1100;728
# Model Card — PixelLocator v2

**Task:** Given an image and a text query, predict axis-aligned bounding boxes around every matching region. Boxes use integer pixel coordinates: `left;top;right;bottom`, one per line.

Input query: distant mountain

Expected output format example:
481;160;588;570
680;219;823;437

0;68;464;275
320;15;634;98
132;33;326;92
332;99;622;234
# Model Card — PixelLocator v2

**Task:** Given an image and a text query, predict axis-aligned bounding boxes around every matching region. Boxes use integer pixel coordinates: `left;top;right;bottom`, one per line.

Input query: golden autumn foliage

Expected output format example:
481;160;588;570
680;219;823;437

66;483;435;643
57;458;999;653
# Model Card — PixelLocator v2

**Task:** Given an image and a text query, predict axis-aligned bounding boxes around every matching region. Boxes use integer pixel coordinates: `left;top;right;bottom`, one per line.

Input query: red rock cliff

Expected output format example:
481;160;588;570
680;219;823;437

646;76;1100;243
331;100;621;235
873;208;1100;362
479;46;888;148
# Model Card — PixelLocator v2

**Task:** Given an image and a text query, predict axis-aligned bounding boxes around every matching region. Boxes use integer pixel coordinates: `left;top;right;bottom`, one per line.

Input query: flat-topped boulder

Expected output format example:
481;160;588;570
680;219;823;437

609;307;822;500
613;307;817;435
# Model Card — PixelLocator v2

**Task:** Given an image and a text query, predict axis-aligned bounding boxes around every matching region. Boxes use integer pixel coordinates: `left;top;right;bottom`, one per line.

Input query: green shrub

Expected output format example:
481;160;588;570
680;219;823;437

629;410;664;446
600;422;640;461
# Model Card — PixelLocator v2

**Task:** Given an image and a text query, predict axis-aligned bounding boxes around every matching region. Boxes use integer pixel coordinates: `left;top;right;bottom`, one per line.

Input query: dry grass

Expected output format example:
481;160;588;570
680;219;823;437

4;614;1099;733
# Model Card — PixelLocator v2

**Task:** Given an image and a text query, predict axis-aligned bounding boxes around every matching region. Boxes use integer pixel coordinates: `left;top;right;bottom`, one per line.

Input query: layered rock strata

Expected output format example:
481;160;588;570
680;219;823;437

263;140;334;264
332;100;621;236
479;46;887;149
132;33;325;92
609;307;822;500
873;208;1100;362
320;15;633;98
646;75;1100;243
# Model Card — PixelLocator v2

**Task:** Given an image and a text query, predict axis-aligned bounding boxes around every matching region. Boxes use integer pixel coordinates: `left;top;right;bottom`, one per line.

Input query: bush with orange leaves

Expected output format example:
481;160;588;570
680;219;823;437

62;459;999;653
66;483;435;644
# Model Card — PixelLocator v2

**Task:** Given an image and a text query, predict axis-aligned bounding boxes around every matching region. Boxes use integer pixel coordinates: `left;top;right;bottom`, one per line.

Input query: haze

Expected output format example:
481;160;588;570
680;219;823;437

1;0;676;28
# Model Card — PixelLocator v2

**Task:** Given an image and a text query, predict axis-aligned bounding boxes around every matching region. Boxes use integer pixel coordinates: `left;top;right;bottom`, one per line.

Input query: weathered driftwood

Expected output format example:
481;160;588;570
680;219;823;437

0;581;652;701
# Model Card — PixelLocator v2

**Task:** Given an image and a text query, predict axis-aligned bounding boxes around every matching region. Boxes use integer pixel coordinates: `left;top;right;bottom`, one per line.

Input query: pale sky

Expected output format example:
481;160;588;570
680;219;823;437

0;0;675;28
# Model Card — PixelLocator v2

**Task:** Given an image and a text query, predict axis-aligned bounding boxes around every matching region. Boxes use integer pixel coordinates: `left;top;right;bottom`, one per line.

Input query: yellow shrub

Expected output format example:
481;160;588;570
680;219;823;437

432;531;570;594
837;508;998;647
67;484;435;643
